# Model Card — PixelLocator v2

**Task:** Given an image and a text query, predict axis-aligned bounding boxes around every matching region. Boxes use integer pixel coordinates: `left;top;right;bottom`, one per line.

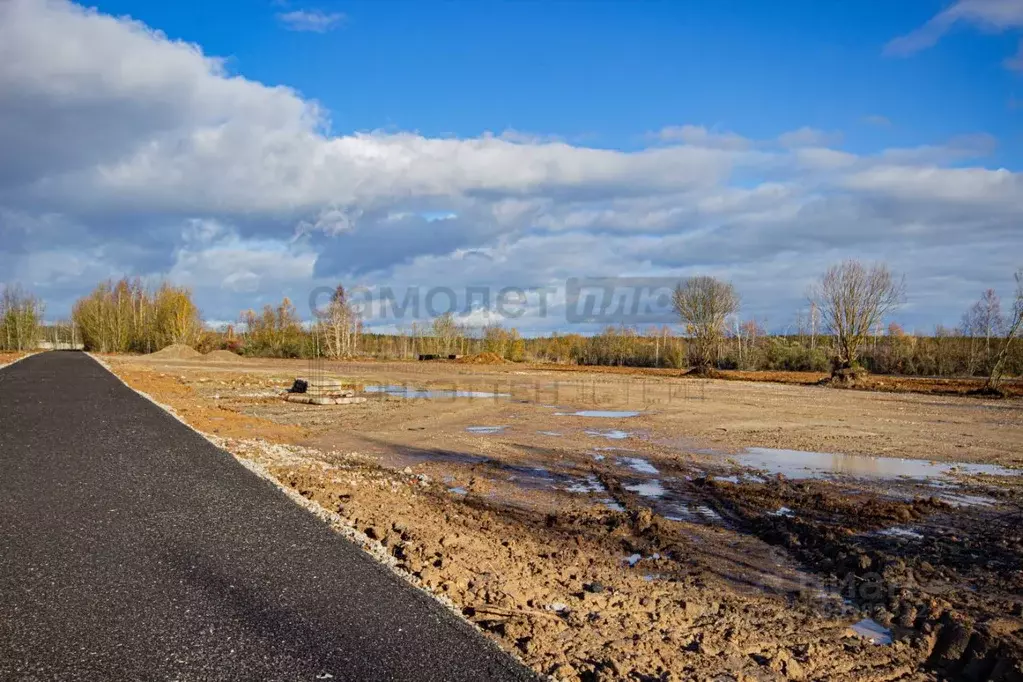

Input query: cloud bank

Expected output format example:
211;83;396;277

1;0;1021;333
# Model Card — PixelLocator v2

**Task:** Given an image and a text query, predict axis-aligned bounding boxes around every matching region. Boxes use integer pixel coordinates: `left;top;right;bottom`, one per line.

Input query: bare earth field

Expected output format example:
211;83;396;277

103;354;1023;681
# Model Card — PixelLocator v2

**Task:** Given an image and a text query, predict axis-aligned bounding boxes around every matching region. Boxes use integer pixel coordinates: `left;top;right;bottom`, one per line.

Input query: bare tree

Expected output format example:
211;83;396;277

809;260;905;375
672;276;740;372
0;284;45;351
986;269;1023;391
430;312;462;355
961;288;1004;373
317;285;360;359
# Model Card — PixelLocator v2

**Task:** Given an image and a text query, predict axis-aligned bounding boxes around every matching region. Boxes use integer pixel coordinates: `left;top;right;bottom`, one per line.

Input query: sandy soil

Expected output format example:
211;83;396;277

104;354;1023;681
0;351;27;367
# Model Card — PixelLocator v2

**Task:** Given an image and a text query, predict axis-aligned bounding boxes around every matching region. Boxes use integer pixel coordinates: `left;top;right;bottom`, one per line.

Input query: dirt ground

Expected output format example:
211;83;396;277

0;351;27;367
527;364;1023;399
103;354;1023;681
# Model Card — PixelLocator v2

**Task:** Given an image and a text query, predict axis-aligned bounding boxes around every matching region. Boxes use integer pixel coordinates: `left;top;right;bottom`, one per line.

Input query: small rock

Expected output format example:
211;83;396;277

584;581;604;594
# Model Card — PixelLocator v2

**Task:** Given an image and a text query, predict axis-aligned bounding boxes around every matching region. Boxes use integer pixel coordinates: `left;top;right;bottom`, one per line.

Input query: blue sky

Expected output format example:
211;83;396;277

1;0;1022;333
88;0;1021;159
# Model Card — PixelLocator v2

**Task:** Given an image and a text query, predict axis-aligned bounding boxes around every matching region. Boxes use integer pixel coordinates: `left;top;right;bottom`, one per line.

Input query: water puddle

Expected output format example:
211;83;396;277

873;526;924;540
735;447;1019;481
465;426;506;434
937;492;996;507
365;385;510;399
624;480;665;498
585;429;630;440
618;457;659;475
603;499;626;512
448;486;468;496
850;618;893;645
537;431;562;437
555;410;640;418
661;503;722;524
771;506;795;517
563;474;606;494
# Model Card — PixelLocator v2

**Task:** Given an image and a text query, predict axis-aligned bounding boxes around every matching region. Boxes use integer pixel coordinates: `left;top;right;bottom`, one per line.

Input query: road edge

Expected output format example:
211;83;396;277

0;352;38;373
85;352;544;682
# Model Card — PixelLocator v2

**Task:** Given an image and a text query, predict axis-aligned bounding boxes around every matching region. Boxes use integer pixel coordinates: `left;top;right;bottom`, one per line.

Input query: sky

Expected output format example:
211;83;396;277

1;0;1022;334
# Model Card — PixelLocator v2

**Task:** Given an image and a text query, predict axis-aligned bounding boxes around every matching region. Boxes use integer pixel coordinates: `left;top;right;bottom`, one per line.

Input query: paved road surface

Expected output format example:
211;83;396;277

0;352;537;681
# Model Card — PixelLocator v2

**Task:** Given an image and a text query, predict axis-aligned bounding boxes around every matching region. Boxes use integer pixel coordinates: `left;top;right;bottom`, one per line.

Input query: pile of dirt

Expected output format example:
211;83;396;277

204;349;245;362
147;344;202;360
456;352;508;365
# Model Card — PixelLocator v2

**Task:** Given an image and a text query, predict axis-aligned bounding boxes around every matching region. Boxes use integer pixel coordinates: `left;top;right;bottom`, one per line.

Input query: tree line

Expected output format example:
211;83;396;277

5;261;1022;385
0;284;44;351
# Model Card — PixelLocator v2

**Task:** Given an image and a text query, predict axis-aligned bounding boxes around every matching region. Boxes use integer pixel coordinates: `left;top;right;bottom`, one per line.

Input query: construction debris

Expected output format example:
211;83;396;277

284;394;367;405
286;376;365;405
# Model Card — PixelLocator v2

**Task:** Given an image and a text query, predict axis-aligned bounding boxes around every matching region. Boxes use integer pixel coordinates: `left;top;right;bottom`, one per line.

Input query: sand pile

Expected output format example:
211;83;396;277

455;352;507;365
148;344;202;360
204;349;245;362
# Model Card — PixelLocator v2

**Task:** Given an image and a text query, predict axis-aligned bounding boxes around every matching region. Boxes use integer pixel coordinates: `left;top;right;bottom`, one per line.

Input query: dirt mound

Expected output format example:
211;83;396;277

204;349;245;362
456;352;507;365
147;343;201;360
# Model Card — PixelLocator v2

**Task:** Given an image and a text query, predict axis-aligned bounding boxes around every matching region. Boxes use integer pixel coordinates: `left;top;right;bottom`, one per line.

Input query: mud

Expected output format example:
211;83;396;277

104;355;1023;681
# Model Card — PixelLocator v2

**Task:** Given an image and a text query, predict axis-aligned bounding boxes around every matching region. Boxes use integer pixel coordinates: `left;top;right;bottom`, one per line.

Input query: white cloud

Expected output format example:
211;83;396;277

276;9;345;33
776;127;843;148
653;125;752;150
886;0;1023;66
1;0;1021;334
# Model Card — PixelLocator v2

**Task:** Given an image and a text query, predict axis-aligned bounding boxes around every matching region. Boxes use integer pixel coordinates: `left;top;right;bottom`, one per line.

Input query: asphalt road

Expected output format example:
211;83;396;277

0;352;537;681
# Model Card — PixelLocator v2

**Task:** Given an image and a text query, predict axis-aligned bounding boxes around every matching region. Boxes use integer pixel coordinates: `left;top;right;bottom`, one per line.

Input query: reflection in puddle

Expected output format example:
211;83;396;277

771;506;794;517
938;493;996;507
874;526;924;540
618;457;659;475
850;618;893;645
603;499;626;512
563;474;606;494
586;429;630;440
556;410;641;418
365;385;510;399
466;426;506;434
625;480;665;498
448;486;468;496
662;503;722;524
736;447;1019;481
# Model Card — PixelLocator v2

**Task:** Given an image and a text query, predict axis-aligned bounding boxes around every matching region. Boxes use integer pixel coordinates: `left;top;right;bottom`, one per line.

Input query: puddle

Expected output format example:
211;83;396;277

537;431;562;436
771;506;794;517
563;474;606;494
874;526;924;540
365;385;510;399
624;553;643;567
735;447;1019;481
937;493;997;507
618;457;659;475
448;486;468;496
465;426;506;434
602;499;626;512
555;411;641;418
624;480;665;498
662;503;722;524
850;618;893;645
585;429;630;440
591;453;606;462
